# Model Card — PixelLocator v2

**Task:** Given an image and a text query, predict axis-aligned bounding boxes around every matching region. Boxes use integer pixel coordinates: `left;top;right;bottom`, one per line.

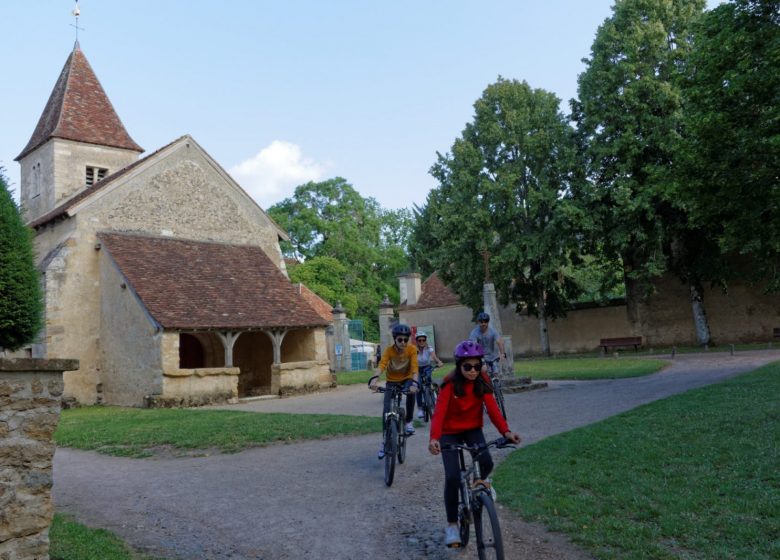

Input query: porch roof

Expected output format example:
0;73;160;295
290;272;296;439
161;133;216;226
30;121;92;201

98;232;330;330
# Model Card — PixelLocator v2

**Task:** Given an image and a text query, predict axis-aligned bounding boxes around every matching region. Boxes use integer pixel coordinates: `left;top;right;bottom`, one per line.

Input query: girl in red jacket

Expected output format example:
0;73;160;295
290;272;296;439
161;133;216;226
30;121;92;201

428;339;521;547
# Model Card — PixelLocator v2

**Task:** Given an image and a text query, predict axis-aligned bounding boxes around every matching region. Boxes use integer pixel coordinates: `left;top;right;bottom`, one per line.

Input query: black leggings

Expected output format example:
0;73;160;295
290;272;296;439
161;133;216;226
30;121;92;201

382;380;415;429
440;429;493;523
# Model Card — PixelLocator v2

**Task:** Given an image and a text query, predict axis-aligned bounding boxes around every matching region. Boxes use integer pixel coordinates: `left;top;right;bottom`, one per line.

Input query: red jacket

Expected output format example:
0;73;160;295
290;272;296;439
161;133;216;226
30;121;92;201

430;374;510;440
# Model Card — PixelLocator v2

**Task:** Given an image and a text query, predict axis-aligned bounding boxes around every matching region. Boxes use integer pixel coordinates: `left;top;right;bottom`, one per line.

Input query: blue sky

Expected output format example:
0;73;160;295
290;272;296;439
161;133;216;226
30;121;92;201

2;1;719;211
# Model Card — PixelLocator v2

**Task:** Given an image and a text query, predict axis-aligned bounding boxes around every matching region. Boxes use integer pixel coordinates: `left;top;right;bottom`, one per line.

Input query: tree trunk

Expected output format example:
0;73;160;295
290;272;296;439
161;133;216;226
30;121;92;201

537;292;550;356
690;283;712;346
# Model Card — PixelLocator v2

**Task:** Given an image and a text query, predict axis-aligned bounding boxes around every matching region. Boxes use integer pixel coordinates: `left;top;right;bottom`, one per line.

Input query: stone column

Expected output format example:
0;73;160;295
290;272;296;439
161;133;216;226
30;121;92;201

378;295;395;357
331;303;350;372
482;282;503;335
0;358;79;560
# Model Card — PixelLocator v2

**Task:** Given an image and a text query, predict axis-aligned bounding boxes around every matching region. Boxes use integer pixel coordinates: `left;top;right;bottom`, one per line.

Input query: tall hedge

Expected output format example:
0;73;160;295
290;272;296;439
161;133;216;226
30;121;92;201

0;168;42;351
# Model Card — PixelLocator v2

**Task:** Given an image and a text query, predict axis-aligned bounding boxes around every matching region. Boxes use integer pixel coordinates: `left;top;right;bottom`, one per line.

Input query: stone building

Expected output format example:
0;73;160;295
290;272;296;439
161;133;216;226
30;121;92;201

14;42;332;406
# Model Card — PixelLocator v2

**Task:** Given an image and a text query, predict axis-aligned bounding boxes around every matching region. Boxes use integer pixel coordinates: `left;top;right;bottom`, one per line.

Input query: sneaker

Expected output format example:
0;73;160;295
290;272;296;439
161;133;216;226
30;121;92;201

405;422;416;435
377;442;385;460
417;409;425;419
444;525;461;546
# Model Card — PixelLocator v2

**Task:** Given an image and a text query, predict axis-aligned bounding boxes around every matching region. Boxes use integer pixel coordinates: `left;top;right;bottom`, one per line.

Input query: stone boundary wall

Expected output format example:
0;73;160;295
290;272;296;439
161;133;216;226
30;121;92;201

0;358;78;560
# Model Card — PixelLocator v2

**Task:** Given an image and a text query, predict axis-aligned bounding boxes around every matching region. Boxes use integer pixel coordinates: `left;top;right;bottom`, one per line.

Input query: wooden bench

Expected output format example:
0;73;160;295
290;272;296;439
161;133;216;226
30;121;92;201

600;336;642;354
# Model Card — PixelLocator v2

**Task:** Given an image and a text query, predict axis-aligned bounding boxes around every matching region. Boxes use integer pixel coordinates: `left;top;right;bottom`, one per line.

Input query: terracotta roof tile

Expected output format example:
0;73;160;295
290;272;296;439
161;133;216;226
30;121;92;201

295;284;334;323
402;272;462;309
98;232;329;330
16;42;143;161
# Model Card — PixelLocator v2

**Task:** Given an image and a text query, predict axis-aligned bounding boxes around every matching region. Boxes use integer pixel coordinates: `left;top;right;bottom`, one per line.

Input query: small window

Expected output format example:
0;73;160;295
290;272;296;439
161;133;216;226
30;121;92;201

85;166;108;186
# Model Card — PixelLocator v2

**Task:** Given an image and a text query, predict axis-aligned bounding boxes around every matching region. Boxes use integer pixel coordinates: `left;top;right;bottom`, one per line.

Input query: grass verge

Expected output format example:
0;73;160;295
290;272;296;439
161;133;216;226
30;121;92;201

50;514;160;559
494;361;780;560
517;357;667;380
55;407;379;457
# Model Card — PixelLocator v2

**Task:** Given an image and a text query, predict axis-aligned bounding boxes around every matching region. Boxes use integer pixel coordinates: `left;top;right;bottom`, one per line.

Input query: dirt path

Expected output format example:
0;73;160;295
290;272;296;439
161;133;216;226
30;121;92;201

53;350;780;559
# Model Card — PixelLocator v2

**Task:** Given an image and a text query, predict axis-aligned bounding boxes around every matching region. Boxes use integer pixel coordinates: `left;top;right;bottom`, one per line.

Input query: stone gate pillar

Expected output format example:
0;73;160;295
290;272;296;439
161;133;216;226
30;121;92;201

331;303;350;372
378;295;395;359
0;358;79;560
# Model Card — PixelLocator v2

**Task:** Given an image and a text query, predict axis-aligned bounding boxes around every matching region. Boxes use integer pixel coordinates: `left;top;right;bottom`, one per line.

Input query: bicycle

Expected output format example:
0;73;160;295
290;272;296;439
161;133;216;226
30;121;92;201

418;364;440;423
369;376;417;487
442;437;516;559
485;358;507;420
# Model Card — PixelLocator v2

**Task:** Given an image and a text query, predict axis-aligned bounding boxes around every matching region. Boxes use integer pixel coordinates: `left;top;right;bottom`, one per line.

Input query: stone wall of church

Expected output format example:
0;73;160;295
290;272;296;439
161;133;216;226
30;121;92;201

99;253;165;407
85;142;283;266
33;220;102;405
19;139;138;223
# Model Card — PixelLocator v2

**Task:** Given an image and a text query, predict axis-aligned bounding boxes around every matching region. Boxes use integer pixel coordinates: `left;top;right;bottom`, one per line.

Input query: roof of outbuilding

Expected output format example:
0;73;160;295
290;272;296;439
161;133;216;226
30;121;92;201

98;232;330;330
16;41;143;161
400;272;462;310
294;283;334;323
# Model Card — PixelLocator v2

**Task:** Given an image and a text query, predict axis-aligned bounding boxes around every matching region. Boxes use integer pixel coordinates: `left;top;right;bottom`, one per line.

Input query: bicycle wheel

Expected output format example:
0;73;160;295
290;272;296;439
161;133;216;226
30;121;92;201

474;492;504;560
494;383;507;420
457;485;471;547
422;387;433;422
384;420;397;487
397;420;407;464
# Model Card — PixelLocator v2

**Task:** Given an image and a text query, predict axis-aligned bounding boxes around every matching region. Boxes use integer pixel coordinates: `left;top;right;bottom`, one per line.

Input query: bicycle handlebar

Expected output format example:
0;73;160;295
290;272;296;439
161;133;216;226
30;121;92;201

368;375;419;394
441;437;516;454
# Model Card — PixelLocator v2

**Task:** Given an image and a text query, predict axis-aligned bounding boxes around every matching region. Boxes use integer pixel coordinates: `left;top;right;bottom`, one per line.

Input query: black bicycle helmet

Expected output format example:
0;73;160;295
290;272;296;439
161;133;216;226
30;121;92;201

476;312;490;322
391;323;412;338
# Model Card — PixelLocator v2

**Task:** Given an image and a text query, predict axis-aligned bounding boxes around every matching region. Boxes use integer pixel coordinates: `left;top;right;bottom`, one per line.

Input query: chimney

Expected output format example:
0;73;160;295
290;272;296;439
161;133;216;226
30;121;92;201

398;273;422;306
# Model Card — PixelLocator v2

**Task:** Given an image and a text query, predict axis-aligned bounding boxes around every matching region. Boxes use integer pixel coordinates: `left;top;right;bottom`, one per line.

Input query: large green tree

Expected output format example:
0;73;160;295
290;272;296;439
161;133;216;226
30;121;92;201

676;0;780;291
0;168;42;352
422;78;584;355
572;0;708;339
267;178;412;340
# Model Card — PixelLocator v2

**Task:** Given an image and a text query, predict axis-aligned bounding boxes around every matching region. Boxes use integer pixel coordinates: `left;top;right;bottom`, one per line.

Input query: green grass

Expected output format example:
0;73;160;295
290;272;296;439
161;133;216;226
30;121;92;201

50;514;161;559
518;357;667;380
335;369;376;385
494;361;780;560
55;406;379;457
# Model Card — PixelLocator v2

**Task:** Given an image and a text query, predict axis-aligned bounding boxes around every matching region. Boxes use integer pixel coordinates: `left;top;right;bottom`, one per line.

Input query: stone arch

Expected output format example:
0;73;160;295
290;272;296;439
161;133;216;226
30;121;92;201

233;331;274;397
178;332;224;368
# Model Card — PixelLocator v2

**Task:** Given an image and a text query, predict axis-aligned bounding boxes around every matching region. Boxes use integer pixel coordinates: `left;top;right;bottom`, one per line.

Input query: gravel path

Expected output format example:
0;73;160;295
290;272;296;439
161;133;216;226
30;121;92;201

53;350;780;559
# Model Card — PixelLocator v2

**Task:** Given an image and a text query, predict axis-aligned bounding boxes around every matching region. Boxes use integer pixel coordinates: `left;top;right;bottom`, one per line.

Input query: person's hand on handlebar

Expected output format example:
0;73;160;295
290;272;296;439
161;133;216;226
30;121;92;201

369;375;380;392
503;431;521;445
428;438;441;455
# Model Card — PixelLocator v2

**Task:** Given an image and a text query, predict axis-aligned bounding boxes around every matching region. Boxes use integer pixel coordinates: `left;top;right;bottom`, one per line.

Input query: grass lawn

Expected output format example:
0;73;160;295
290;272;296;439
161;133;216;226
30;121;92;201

50;514;162;559
55;407;379;457
494;361;780;560
518;357;667;380
338;356;666;385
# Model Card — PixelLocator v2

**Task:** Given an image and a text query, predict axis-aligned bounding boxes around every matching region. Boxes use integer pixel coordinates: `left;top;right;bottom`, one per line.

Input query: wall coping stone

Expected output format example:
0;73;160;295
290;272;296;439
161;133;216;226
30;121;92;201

0;358;80;372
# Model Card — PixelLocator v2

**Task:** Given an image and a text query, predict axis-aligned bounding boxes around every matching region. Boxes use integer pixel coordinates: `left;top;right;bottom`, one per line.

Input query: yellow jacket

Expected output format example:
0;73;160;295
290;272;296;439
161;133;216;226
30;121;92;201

378;344;418;383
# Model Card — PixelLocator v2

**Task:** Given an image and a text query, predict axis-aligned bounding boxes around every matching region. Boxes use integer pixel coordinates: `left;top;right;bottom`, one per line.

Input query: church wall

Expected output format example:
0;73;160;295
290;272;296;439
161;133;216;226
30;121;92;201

33;220;101;404
19;139;138;223
83;143;283;267
99;253;164;407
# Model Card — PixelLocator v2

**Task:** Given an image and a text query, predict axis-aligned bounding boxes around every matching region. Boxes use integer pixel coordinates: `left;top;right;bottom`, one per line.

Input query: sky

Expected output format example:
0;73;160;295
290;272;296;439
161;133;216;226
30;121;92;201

2;0;720;211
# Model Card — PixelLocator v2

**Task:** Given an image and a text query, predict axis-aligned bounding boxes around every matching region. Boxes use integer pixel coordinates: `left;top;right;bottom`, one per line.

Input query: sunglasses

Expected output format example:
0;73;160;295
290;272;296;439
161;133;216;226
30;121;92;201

395;337;409;343
461;362;482;372
478;320;489;324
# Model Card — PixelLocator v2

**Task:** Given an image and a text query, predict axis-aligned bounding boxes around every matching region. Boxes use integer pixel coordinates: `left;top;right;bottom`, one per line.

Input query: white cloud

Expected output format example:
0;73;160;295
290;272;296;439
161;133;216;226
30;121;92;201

229;140;328;208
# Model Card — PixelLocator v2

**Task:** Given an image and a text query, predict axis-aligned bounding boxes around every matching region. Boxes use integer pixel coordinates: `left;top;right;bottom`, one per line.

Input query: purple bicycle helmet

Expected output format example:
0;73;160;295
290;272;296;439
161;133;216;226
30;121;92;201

454;340;485;360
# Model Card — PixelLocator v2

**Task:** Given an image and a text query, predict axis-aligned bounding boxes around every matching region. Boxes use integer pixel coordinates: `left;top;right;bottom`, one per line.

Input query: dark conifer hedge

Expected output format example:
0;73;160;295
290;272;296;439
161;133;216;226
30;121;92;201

0;168;42;351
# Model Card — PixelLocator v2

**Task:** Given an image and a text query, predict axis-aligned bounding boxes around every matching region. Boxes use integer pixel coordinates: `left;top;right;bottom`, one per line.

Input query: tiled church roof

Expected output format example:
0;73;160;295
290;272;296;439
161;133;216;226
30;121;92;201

16;41;143;161
98;232;329;330
295;283;334;323
402;272;462;309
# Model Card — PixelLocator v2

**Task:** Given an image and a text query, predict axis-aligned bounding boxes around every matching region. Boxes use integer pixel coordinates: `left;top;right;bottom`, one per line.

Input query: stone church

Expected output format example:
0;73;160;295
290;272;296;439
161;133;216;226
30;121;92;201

15;42;333;406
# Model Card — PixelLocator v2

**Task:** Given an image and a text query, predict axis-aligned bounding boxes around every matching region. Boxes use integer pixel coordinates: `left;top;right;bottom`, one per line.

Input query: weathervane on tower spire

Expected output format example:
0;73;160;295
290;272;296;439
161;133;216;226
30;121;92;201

70;1;84;42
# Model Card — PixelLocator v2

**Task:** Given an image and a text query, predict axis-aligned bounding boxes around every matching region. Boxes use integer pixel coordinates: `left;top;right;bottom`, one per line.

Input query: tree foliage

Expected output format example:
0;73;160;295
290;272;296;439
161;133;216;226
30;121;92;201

420;78;585;353
572;0;706;312
676;0;780;290
0;168;42;351
267;178;412;340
